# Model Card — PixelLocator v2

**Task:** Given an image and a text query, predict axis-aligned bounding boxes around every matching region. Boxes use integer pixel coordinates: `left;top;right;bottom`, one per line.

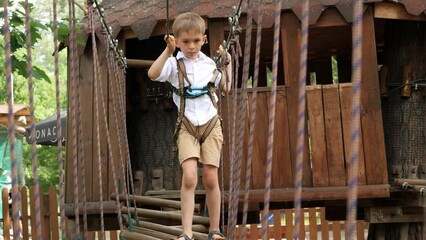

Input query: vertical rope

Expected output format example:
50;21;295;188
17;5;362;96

109;40;136;229
95;24;125;238
293;0;309;239
230;0;253;238
261;1;281;239
227;26;242;240
241;0;263;238
64;0;80;238
70;0;90;237
88;1;106;238
346;0;363;238
24;1;42;239
3;0;22;238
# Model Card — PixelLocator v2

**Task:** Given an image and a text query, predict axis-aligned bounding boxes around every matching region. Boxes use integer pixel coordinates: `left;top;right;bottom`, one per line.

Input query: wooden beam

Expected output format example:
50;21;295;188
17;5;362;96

122;206;211;225
111;193;201;213
230;184;390;203
63;201;118;216
365;207;424;223
374;2;426;21
126;59;154;68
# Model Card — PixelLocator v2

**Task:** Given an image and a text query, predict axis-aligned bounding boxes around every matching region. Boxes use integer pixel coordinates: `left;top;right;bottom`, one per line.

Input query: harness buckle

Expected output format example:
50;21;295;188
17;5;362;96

185;86;209;97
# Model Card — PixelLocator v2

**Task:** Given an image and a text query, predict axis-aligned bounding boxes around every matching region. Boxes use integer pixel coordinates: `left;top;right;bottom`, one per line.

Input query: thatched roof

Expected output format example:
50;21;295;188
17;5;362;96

89;0;425;40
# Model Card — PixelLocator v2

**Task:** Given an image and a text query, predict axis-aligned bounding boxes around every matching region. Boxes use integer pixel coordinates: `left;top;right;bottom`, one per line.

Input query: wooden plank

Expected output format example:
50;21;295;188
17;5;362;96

110;231;118;240
29;186;37;240
306;85;329;187
2;188;10;240
361;7;388;185
21;187;29;240
285;209;293;240
49;186;59;240
320;208;329;240
308;208;318;240
281;11;311;187
87;231;95;240
273;210;282;239
339;83;367;185
322;84;346;186
41;187;50;240
299;208;306;239
207;19;225;58
97;38;109;202
271;90;292;188
249;224;258;240
332;221;341;240
251;92;268;189
356;221;365;240
374;2;426;21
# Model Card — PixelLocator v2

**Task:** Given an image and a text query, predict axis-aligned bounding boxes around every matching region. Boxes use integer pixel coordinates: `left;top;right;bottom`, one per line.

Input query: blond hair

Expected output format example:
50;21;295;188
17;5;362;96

172;12;205;38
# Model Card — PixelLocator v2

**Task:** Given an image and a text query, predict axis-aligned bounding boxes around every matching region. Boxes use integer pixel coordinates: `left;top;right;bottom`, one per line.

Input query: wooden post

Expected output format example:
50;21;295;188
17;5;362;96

401;64;412;97
134;171;144;195
151;168;163;191
379;66;388;97
2;188;10;240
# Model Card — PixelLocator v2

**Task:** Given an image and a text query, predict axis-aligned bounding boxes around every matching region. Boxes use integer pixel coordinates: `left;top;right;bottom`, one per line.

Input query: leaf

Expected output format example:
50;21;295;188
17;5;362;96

33;66;51;83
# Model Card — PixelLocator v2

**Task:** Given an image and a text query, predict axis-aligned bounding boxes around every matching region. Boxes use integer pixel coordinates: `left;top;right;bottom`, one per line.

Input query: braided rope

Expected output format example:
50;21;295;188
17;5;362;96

88;2;106;238
65;0;81;237
3;0;22;238
261;1;281;239
230;0;253;237
69;0;90;237
241;0;263;238
293;0;309;239
24;1;43;239
108;39;137;228
227;27;242;240
94;24;126;238
91;2;137;218
346;0;363;238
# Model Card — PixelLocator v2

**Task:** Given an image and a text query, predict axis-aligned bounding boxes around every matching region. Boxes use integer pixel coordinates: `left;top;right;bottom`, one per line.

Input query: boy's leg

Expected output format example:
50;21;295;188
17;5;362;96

202;164;222;236
179;158;198;240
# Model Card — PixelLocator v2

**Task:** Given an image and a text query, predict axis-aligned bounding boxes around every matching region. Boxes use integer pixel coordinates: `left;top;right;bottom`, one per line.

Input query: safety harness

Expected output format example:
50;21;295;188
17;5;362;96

172;58;221;151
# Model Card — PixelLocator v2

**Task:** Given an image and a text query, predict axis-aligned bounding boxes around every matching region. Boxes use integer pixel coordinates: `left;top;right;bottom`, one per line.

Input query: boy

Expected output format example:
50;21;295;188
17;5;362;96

148;12;232;240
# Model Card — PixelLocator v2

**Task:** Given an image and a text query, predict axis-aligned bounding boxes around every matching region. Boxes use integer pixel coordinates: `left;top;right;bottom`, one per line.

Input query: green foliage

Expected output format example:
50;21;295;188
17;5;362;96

0;0;78;192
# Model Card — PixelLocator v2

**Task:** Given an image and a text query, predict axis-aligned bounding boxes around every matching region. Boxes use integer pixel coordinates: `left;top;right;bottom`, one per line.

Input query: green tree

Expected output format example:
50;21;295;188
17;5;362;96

1;0;77;191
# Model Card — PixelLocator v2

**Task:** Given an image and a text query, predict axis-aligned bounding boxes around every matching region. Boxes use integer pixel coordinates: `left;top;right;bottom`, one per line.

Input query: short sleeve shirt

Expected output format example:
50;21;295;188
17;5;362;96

154;51;221;126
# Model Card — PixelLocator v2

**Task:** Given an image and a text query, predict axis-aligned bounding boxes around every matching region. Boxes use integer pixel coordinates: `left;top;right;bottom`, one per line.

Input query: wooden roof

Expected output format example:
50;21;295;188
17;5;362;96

0;104;31;128
94;0;426;40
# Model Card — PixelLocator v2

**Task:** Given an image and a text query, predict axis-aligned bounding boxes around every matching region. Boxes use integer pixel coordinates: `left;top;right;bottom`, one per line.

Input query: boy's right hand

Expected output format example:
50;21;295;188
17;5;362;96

165;35;176;55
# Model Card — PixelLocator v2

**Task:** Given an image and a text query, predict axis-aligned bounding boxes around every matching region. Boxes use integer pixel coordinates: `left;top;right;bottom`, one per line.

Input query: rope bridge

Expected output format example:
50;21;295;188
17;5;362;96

2;0;368;239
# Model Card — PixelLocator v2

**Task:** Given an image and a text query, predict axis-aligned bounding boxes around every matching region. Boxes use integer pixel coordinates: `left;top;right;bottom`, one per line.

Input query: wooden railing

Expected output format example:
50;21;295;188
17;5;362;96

1;186;369;240
231;208;368;240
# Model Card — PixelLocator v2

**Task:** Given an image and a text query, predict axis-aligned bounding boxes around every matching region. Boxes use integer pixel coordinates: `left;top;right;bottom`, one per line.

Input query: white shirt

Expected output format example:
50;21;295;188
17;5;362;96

154;51;221;126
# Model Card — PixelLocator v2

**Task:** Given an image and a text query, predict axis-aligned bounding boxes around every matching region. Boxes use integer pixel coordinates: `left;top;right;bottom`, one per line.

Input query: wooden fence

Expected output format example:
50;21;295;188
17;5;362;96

1;186;368;239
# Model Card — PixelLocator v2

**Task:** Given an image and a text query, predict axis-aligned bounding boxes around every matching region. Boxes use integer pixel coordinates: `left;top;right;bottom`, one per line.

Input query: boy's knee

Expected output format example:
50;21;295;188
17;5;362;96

182;172;198;189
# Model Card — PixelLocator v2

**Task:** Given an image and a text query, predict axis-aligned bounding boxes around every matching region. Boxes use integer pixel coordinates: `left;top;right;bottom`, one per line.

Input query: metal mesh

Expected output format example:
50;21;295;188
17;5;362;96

382;90;426;179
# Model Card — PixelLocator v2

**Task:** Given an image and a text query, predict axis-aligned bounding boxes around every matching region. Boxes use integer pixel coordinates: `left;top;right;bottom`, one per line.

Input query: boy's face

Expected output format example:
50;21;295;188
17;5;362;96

176;30;206;60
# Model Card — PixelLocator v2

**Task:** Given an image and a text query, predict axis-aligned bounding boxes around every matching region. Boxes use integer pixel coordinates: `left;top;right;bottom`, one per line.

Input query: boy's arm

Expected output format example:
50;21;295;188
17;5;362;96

218;46;232;93
148;35;175;80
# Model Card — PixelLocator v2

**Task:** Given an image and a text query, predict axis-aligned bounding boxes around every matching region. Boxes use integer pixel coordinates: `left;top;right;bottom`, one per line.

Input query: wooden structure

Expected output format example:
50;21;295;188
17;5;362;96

66;0;426;238
1;185;369;240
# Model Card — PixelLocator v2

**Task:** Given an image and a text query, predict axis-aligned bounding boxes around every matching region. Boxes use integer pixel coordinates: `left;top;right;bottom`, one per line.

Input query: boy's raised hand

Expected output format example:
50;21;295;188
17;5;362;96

164;35;176;55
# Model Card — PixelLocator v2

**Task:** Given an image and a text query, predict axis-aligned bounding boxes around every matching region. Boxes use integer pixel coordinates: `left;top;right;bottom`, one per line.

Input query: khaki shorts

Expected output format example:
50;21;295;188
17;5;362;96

177;117;223;167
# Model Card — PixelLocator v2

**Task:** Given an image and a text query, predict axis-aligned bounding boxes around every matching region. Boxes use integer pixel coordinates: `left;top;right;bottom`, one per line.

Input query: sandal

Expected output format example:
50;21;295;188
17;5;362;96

208;230;225;240
177;233;194;240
